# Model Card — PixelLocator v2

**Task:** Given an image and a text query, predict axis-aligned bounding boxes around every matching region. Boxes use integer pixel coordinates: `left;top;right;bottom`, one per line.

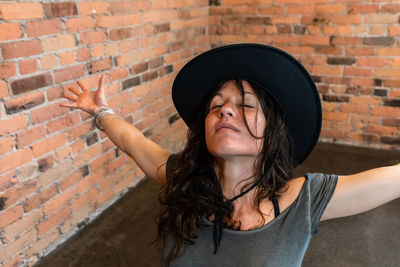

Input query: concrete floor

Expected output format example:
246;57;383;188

35;142;400;267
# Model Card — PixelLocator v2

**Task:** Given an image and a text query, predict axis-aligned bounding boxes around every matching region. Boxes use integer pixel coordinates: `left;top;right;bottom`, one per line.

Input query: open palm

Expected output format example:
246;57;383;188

60;74;108;115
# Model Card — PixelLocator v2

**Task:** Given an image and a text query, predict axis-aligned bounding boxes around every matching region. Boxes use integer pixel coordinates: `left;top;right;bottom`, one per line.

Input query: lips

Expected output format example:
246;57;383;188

216;122;239;132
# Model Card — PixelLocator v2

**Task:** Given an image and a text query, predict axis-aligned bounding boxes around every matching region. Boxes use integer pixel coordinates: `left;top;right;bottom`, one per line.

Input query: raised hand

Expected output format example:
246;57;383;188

60;74;108;115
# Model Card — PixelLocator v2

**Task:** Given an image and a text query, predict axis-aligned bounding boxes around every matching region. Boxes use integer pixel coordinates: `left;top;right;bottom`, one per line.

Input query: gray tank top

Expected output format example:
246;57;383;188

162;159;338;267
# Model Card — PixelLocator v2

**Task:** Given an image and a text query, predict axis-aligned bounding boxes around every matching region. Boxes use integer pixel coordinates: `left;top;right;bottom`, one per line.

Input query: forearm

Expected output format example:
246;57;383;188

96;111;170;183
99;113;143;153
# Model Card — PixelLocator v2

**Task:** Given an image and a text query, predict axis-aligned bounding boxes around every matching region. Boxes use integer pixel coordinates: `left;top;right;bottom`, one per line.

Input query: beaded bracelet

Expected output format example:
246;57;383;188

93;106;115;131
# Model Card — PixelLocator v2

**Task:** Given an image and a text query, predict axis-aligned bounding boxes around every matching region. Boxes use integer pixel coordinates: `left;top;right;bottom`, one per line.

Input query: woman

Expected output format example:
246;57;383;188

61;44;400;266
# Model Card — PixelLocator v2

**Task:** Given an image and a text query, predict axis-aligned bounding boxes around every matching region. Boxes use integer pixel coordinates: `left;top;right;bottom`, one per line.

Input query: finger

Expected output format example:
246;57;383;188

77;80;88;92
68;87;82;96
59;102;78;108
64;94;78;102
98;74;106;94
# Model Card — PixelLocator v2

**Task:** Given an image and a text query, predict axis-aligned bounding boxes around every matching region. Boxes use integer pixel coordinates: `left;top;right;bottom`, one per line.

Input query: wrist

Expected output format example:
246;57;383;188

93;106;114;131
92;105;109;115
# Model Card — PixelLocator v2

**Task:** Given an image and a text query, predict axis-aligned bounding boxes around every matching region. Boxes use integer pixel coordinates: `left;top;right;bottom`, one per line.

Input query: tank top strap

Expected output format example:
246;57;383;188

272;193;280;218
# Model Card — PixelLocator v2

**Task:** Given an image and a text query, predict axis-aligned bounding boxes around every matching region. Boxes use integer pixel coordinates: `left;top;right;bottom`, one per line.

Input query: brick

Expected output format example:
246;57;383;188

31;133;68;158
0;205;22;229
16;125;45;149
339;104;368;114
0;80;9;99
381;4;400;13
344;67;371;77
0;114;28;136
384;99;400;107
357;58;388;67
0;179;38;209
131;62;148;74
54;65;85;83
0;62;16;79
19;59;37;75
60;171;82;191
0;3;43;20
11;73;52;95
324;111;349;121
159;65;174;76
67;121;93;142
330;36;361;45
47;113;80;134
153;23;170;34
0;23;22;41
54;146;71;163
76;170;102;194
2;255;21;267
142;70;158;83
72;187;98;211
45;188;75;217
110;28;132;41
346;47;374;56
44;2;77;17
30;102;67;124
5;92;44;115
37;155;54;172
315;4;344;14
322;95;349;102
90;150;115;171
0;228;37;263
327;57;356;65
65;16;94;32
78;1;107;15
122;76;141;90
348;4;378;14
80;31;107;44
96;15;122;28
121;13;142;25
375;68;400;79
364;14;398;24
149;57;164;69
40;54;58;70
366;125;398;136
331;14;362;24
372;106;400;117
59;51;75;66
23;184;57;213
91;45;104;58
26;19;62;37
373;89;387;97
24;228;60;258
0;136;13;155
73;143;102;167
43;34;76;52
108;68;129;82
315;46;342;55
301;36;329;45
1;40;42;60
5;210;42;241
363;37;395;46
109;1;134;14
377;48;400;57
87;57;112;74
38;206;71;235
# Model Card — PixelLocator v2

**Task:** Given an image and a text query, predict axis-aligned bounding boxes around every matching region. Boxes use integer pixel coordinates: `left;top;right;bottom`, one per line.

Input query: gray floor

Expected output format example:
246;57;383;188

36;142;400;267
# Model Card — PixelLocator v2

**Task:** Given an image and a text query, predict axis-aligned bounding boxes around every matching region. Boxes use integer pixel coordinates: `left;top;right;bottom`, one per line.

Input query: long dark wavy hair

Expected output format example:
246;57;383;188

157;79;296;265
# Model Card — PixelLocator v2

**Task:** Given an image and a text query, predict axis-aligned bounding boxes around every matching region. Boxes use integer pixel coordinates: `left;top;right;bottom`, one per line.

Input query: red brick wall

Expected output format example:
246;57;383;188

1;0;400;266
0;1;208;265
210;0;400;147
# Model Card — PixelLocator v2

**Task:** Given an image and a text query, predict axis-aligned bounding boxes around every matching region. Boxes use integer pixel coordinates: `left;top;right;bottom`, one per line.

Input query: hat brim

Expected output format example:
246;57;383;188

172;43;321;166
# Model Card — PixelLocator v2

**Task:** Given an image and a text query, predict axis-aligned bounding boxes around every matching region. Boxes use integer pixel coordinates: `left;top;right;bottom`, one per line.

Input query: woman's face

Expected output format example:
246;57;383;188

205;80;266;159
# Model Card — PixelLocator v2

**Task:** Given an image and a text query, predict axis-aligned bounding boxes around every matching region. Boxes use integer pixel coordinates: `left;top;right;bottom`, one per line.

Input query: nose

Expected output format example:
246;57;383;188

219;102;235;118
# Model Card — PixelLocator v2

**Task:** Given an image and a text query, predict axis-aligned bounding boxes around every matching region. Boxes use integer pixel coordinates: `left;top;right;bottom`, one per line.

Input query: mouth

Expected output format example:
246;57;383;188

216;122;239;132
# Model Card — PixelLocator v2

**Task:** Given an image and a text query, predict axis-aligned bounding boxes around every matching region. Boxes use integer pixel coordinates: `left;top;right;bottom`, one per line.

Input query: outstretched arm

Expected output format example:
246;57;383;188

60;74;171;184
321;164;400;220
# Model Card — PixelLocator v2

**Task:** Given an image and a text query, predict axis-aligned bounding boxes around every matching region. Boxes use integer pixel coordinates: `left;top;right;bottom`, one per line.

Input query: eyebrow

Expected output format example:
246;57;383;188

214;91;255;97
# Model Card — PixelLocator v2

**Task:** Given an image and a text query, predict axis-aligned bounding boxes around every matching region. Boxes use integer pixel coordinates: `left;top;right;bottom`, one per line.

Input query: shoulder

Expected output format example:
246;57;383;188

278;176;306;210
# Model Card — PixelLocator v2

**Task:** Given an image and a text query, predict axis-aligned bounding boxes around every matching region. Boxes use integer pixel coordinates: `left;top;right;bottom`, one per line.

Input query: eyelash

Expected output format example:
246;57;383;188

211;104;254;110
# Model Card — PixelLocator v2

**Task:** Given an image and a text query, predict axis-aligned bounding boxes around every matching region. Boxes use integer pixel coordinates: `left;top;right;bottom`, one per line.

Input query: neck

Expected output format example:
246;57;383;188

213;156;257;200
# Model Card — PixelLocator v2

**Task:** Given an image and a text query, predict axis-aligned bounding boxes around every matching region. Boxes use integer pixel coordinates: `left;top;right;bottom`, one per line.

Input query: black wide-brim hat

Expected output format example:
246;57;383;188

172;43;321;166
